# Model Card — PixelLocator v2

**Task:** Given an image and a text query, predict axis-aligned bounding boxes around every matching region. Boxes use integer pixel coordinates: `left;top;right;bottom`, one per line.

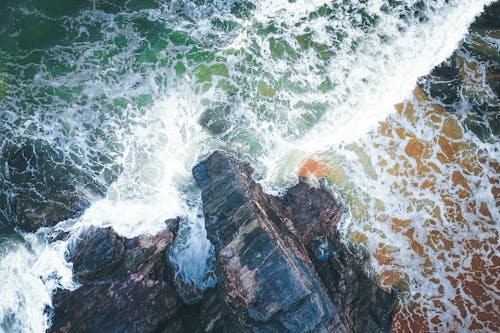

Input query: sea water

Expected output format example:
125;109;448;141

0;1;497;331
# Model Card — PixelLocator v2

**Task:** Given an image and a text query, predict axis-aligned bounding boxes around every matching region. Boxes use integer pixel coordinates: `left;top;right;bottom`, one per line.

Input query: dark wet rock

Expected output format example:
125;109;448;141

70;227;125;283
278;182;343;248
194;151;396;332
0;140;105;232
49;219;183;333
174;287;241;333
51;276;179;333
275;181;396;333
198;105;232;134
471;1;500;29
50;151;396;333
423;58;462;107
193;151;396;332
194;151;344;332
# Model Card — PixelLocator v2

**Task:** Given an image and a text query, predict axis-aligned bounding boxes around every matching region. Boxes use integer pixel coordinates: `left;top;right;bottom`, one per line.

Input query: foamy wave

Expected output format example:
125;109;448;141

0;233;75;333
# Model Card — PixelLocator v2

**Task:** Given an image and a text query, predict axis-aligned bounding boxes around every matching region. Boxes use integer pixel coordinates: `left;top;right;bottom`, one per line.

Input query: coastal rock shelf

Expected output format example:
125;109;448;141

49;220;183;332
50;151;396;332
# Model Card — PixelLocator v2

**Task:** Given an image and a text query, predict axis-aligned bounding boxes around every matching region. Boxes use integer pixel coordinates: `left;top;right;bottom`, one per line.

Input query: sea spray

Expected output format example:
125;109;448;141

0;232;75;333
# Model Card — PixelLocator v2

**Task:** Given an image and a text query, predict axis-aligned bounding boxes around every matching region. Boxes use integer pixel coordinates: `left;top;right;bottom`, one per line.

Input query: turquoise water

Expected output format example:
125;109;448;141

0;1;498;332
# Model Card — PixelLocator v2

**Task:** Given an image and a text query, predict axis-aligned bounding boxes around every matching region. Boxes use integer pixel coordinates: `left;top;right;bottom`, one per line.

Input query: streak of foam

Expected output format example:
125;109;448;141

301;0;493;147
257;0;496;189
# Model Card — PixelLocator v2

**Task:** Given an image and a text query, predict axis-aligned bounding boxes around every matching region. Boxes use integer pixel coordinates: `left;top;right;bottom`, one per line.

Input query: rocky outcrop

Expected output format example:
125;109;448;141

49;219;183;333
193;151;396;332
277;183;396;332
50;151;396;333
472;1;500;29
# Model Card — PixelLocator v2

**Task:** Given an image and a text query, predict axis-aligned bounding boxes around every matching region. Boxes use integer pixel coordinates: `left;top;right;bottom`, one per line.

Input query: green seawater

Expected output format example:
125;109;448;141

0;0;386;232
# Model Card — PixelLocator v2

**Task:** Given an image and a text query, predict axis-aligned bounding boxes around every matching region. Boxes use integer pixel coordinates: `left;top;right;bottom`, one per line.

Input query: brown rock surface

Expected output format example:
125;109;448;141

49;219;183;333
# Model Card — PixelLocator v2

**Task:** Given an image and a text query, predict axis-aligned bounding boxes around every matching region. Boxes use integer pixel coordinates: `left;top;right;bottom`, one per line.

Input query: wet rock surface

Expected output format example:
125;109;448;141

275;182;396;332
49;219;183;333
193;151;396;332
0;139;106;232
50;151;396;333
471;1;500;29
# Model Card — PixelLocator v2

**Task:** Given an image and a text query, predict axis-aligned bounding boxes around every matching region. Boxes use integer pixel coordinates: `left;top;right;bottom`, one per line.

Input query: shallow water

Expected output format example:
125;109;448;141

299;23;500;331
0;0;498;332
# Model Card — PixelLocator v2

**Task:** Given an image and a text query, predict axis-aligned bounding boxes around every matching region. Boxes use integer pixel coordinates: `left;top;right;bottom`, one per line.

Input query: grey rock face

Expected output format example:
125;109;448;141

194;151;347;332
193;151;395;333
50;151;396;333
276;182;396;333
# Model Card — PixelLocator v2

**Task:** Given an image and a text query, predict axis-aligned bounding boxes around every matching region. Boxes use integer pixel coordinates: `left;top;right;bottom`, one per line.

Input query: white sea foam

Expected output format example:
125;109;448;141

0;234;75;333
71;90;210;237
253;0;496;189
301;0;492;147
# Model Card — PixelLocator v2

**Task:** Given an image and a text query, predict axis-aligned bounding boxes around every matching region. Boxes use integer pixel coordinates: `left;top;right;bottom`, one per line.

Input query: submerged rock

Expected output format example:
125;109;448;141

424;58;462;107
49;219;183;333
198;105;232;134
0;140;104;232
193;151;396;332
70;227;125;283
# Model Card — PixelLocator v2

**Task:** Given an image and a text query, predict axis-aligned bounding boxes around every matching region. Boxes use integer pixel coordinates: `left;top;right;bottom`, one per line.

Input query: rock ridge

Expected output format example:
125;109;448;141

50;150;396;333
